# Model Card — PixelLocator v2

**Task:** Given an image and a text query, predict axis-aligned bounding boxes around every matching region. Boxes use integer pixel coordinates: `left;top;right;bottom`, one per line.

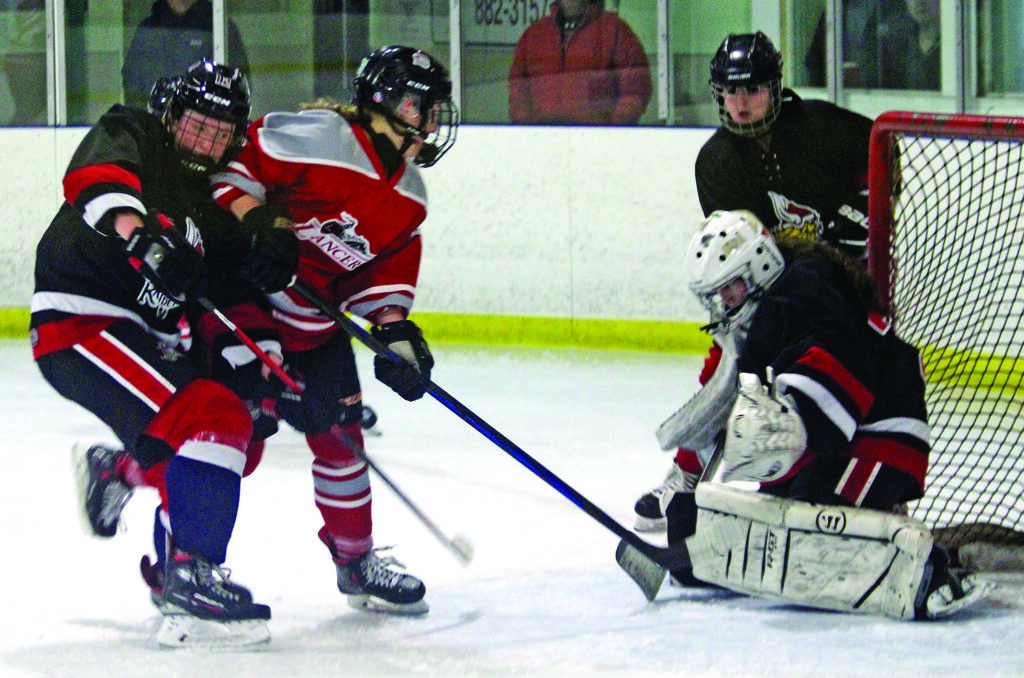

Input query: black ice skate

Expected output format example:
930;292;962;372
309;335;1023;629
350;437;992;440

633;462;696;532
914;545;994;620
71;442;134;538
157;551;271;648
320;527;427;615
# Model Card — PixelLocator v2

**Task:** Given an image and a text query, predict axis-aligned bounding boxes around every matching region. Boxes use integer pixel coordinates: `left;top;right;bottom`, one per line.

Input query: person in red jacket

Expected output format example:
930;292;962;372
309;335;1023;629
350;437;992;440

508;0;651;125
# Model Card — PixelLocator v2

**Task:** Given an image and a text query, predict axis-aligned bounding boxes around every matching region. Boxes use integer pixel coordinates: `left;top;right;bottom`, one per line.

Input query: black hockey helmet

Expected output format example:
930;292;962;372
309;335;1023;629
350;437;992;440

709;32;784;137
147;76;178;118
155;60;252;174
353;45;458;167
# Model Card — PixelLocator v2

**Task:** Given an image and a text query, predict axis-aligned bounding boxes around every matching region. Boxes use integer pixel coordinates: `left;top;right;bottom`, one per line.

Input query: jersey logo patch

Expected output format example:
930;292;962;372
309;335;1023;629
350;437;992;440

295;212;373;271
768;191;823;241
138;279;181;319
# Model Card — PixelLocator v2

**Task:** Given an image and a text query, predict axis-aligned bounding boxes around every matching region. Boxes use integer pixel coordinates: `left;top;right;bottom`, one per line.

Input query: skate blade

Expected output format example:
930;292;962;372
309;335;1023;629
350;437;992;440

615;539;667;602
926;575;996;619
70;442;94;537
347;594;429;616
156;614;271;648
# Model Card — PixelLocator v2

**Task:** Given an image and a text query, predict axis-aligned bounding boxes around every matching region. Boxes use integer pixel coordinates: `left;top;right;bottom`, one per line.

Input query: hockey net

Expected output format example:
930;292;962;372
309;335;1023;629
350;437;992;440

868;111;1024;562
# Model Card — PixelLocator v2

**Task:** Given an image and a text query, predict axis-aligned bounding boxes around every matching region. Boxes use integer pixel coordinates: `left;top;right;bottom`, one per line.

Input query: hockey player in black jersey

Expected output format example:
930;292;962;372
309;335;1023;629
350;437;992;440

641;210;984;619
634;31;875;534
697;31;872;259
31;60;294;647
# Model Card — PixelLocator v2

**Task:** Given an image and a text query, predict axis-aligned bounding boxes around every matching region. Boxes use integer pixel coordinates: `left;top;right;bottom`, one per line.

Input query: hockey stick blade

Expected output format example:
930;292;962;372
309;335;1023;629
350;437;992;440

289;281;689;573
616;539;669;601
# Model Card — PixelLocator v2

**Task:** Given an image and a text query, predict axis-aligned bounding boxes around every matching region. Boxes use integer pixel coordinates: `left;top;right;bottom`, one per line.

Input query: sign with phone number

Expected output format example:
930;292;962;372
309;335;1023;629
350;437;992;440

463;0;554;45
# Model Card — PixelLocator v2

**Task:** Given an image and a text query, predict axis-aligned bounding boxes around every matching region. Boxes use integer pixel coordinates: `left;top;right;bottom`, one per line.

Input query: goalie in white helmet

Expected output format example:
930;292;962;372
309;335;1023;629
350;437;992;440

670;210;929;511
656;211;983;617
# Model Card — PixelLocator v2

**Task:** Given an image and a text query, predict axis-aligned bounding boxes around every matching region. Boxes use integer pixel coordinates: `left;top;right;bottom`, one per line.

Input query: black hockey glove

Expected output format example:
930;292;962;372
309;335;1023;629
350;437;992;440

371;320;434;401
124;213;204;301
238;204;300;293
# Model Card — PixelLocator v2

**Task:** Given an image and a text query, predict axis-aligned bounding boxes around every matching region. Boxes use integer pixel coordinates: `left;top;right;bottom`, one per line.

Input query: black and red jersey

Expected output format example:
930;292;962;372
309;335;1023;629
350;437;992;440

738;256;930;503
31;104;246;358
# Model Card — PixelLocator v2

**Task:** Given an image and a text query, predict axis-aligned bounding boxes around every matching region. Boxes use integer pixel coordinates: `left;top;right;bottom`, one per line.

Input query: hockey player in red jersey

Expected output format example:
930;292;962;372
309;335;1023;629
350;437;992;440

198;45;459;615
634;31;875;534
32;61;283;646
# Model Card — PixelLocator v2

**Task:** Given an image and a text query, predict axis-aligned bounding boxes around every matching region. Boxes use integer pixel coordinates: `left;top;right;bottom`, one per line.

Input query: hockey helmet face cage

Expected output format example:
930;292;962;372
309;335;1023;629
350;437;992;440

686;210;785;328
709;32;783;137
164;60;251;174
354;45;459;167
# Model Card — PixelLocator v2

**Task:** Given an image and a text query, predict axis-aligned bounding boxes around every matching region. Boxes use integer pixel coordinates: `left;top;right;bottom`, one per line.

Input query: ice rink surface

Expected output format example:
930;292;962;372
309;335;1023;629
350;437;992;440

1;338;1021;678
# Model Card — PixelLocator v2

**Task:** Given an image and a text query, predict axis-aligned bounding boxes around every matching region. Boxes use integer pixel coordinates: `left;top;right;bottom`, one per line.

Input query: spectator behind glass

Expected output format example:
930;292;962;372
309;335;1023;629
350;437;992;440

508;0;651;125
879;0;940;90
803;0;885;88
1;0;46;125
122;0;250;108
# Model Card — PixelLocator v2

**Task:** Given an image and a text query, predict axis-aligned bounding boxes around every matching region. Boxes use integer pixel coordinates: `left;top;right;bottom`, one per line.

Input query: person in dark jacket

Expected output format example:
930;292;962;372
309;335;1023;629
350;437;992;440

634;32;876;537
122;0;250;108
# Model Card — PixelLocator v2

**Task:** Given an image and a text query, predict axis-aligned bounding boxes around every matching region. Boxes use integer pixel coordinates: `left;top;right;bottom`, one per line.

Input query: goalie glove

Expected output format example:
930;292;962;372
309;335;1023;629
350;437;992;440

371;320;434;401
720;371;807;483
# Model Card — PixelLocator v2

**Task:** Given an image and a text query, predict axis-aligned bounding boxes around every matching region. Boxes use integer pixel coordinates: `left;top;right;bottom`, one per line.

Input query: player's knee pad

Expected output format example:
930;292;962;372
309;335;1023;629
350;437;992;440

145;379;253;453
688;483;934;619
203;329;286;442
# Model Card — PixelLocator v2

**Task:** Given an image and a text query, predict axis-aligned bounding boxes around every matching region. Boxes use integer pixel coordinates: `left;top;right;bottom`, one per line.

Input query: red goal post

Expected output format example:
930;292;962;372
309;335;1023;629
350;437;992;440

868;111;1024;554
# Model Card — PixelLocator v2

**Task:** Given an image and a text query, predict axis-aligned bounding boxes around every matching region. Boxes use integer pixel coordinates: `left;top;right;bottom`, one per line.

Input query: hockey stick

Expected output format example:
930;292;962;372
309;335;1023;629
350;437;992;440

614;438;726;601
333;426;473;565
196;296;302;392
289;281;694;572
197;295;473;566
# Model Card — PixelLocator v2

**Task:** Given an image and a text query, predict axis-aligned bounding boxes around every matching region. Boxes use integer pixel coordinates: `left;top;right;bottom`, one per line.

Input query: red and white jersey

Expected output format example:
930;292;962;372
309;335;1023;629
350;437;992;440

212;109;428;350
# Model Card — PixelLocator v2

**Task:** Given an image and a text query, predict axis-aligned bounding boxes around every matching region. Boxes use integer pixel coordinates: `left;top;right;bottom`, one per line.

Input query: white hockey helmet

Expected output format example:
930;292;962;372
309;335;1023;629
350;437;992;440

686;210;785;326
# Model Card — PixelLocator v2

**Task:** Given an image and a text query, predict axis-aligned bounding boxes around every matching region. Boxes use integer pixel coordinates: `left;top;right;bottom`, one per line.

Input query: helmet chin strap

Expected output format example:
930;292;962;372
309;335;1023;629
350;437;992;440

384;111;424;157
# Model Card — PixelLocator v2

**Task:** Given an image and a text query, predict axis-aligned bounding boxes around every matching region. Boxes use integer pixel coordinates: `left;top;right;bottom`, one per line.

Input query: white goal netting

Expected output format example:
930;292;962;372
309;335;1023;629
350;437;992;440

869;112;1024;549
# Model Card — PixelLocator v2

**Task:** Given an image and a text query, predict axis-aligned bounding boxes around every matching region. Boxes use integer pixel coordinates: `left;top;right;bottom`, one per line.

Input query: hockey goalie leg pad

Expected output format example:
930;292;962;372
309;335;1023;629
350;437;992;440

687;484;934;619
